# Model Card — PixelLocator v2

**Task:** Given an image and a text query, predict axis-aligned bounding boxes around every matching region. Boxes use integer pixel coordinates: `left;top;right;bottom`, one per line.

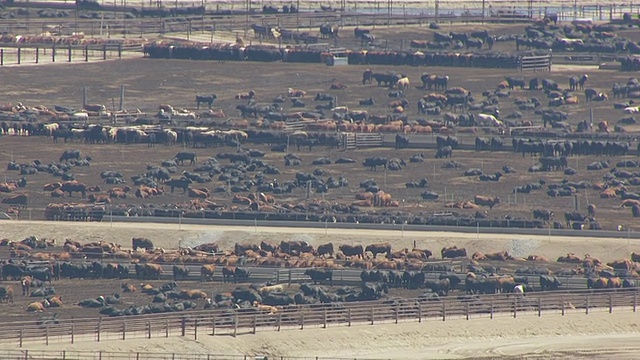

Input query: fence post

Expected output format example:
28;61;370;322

370;307;375;325
211;317;216;335
538;297;542;317
277;312;282;331
465;302;469;320
234;314;239;337
97;318;101;342
348;309;352;326
147;320;151;339
71;323;75;343
513;297;517;318
323;309;328;328
300;312;305;330
634;293;637;313
562;299;565;316
418;303;422;323
19;328;23;347
165;319;169;337
252;315;257;334
181;317;186;337
68;44;72;62
609;293;613;313
63;351;66;359
490;301;494;319
586;295;589;315
195;319;198;340
122;321;126;340
442;302;446;322
46;326;49;345
395;306;399;324
288;269;292;287
17;47;21;64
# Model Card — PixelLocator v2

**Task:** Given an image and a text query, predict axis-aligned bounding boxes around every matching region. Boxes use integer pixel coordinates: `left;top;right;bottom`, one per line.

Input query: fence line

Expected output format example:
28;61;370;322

0;289;636;348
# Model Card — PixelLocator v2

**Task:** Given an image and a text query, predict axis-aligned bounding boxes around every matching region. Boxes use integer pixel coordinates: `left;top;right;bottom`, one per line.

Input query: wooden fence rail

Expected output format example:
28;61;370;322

0;289;637;348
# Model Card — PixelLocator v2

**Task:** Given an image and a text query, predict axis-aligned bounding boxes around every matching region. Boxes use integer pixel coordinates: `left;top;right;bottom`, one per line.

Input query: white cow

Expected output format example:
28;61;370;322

624;106;640;114
477;113;504;127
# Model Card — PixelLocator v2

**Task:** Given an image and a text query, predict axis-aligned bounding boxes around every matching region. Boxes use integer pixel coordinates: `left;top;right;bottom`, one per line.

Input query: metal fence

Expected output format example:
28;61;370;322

0;289;637;348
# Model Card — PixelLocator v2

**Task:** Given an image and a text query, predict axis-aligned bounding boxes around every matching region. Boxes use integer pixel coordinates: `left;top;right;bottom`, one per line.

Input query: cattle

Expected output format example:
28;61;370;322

339;244;364;258
441;246;467;259
174;152;197;166
362;69;373;85
365;243;392;258
132;237;154;251
304;268;333;285
474;195;500;209
533;209;554;221
2;193;28;208
60;181;87;198
316;243;334;258
539;275;562;290
435;146;452;159
172;265;190;280
166;177;192;193
195;94;217;109
0;286;13;303
59;149;81;162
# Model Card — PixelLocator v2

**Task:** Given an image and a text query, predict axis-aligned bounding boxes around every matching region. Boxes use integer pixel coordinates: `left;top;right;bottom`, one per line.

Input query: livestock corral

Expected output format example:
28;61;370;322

1;232;640;340
2;43;640;230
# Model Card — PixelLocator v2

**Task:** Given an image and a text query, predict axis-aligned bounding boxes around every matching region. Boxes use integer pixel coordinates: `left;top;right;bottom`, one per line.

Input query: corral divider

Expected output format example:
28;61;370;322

519;54;552;72
341;132;383;150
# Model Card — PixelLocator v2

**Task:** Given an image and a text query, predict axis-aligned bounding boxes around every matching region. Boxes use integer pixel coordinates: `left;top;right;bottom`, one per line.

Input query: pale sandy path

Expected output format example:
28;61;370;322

1;220;639;262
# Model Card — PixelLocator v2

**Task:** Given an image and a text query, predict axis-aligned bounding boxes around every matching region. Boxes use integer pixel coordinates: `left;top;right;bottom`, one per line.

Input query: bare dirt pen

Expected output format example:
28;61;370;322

0;39;639;229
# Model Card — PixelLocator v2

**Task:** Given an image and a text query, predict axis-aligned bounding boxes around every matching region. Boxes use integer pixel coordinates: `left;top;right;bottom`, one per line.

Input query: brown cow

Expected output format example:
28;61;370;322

339;244;364;259
188;187;209;199
330;82;347;90
527;255;549;262
607;259;635;271
143;263;163;279
0;182;17;193
474;195;500;209
180;289;207;299
0;286;13;303
355;192;374;201
557;253;581;263
607;277;622;288
43;182;62;191
2;193;28;208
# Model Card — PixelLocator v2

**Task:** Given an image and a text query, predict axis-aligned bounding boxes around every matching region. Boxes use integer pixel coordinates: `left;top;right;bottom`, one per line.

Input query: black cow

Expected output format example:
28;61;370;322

539;275;562;290
435;146;452;159
363;157;388;171
132;237;154;251
395;134;409;149
166;177;192;193
59;149;81;162
533;209;554;221
304;268;333;285
174;152;197;166
195;94;217;109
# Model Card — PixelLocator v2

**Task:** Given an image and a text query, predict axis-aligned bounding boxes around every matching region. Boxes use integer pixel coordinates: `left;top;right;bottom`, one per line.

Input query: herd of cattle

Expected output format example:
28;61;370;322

2;236;640;315
140;17;640;70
